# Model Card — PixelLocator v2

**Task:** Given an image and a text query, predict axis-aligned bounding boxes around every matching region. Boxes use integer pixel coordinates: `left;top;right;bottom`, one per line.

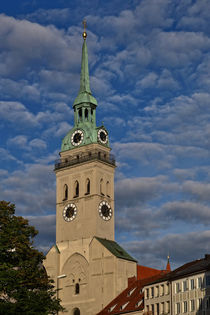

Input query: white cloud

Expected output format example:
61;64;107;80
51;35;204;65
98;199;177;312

123;230;210;267
137;72;158;89
0;78;40;101
1;163;55;215
29;138;47;150
161;201;210;225
151;31;210;67
182;180;210;202
0;101;39;127
115;175;175;206
25;8;71;25
7;135;28;147
0;148;21;163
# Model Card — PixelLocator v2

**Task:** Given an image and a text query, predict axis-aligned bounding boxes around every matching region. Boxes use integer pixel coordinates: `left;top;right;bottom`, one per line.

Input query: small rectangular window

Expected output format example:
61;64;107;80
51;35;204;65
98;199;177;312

160;284;164;296
167;301;170;313
190;300;195;311
166;283;169;294
176;282;180;293
146;288;149;299
206;275;210;287
183;301;187;313
151;287;154;298
183;280;188;291
198;298;202;310
176;302;180;314
198;277;203;288
190;279;195;290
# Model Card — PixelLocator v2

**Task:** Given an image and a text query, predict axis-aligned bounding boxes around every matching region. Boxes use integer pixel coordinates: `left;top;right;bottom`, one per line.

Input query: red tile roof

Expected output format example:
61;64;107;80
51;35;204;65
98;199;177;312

137;265;167;280
97;265;170;315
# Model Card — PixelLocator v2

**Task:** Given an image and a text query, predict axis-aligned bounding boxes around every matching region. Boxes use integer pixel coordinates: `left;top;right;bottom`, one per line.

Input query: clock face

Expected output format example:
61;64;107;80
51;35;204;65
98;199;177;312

71;130;84;146
63;203;77;222
98;129;108;144
98;201;112;221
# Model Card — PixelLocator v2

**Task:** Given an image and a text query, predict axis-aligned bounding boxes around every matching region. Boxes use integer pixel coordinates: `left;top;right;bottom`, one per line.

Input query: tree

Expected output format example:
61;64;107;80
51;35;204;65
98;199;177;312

0;201;64;315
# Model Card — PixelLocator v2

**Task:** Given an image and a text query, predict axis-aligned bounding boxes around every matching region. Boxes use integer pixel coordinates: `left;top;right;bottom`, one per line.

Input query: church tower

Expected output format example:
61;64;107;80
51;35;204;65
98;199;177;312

55;25;115;244
45;23;137;315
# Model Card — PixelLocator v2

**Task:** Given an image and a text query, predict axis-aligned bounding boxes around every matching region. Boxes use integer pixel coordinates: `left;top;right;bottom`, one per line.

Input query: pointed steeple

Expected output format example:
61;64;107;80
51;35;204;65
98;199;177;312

166;255;171;272
61;21;110;152
73;20;97;107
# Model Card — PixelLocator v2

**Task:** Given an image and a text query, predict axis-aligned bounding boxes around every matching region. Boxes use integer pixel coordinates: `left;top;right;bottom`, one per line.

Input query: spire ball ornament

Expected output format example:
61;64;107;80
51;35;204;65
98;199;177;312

83;19;87;40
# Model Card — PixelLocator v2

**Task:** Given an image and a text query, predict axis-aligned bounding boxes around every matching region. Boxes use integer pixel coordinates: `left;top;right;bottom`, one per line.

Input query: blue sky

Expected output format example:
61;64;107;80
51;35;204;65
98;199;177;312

0;0;210;270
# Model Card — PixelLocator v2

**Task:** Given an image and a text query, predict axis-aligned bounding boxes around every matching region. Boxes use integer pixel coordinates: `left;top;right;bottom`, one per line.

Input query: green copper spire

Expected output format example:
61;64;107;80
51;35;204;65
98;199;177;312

61;21;110;152
73;21;97;107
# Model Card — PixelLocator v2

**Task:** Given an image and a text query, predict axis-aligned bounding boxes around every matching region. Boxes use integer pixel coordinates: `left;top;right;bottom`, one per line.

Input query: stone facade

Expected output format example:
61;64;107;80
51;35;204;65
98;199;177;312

144;280;170;315
144;255;210;315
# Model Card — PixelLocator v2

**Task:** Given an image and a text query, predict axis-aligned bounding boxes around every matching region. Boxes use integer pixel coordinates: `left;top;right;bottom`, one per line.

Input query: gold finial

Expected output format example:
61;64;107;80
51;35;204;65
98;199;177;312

83;19;87;40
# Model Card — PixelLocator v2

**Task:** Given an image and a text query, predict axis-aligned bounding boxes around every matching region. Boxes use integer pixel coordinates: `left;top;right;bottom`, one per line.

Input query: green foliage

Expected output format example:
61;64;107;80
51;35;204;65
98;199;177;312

0;201;64;315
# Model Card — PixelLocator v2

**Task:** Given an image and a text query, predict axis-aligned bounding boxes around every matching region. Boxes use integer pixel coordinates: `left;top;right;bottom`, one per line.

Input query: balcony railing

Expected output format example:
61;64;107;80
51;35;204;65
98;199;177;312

54;151;116;170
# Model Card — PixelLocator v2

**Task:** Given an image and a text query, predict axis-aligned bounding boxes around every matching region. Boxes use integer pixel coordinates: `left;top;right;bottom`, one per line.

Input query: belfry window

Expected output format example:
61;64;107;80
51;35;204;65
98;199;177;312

63;184;68;201
85;178;90;195
78;108;82;121
106;181;110;197
75;283;80;295
100;178;104;195
85;108;88;120
74;181;79;198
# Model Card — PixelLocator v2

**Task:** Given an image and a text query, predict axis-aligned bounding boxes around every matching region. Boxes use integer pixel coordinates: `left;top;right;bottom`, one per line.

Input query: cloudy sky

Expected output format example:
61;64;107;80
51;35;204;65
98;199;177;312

0;0;210;270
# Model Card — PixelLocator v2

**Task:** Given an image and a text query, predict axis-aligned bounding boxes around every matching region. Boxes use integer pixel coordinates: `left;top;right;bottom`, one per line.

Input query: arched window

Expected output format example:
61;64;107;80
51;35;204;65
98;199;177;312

91;109;93;122
78;108;82;121
106;181;110;197
75;283;80;295
73;308;80;315
74;181;79;198
85;178;90;195
100;178;104;195
63;184;68;201
85;108;88;120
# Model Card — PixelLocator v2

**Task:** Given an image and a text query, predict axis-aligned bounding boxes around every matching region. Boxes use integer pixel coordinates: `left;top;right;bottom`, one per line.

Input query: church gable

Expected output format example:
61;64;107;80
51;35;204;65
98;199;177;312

60;253;89;304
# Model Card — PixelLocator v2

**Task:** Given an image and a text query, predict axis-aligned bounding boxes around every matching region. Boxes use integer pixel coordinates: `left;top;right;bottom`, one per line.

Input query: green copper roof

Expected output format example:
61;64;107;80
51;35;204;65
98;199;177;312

61;31;110;153
73;39;97;107
95;237;137;262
